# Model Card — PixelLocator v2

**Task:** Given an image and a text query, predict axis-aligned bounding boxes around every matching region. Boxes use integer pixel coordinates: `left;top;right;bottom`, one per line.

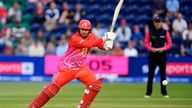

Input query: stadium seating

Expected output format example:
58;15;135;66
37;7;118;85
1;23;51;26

24;3;36;14
30;23;43;33
3;0;190;37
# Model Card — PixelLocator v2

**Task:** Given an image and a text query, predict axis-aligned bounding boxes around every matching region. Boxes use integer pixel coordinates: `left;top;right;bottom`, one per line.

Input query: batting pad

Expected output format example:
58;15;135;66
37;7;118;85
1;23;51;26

78;78;104;108
28;83;60;108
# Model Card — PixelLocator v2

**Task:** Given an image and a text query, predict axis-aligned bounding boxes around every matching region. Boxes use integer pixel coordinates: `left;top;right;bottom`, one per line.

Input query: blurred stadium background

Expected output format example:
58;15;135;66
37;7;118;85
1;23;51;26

0;0;192;108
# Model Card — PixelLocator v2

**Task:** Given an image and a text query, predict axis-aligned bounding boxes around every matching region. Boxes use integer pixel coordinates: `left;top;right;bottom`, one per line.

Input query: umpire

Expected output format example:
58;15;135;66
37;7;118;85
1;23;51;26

144;17;172;98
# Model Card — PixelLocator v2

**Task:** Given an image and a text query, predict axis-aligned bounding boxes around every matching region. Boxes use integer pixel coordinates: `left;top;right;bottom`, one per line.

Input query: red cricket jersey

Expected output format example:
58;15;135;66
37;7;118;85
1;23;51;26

57;32;105;71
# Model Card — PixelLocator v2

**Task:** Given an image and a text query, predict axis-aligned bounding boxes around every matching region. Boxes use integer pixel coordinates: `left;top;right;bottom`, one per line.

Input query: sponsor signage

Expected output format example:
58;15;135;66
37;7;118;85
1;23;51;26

44;55;128;75
166;63;192;76
129;57;192;77
0;62;34;75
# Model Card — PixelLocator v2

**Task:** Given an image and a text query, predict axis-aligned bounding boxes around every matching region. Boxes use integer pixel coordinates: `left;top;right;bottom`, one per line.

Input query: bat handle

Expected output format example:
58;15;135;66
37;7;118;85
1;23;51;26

110;23;115;32
110;27;114;32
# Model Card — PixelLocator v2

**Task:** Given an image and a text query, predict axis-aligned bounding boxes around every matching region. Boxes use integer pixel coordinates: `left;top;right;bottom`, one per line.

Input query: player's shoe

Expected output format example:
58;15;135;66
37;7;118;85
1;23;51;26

144;95;151;98
163;95;169;98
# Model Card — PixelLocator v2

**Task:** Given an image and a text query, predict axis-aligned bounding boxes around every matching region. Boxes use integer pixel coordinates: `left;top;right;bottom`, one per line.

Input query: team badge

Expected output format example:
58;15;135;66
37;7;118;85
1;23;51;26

82;22;88;28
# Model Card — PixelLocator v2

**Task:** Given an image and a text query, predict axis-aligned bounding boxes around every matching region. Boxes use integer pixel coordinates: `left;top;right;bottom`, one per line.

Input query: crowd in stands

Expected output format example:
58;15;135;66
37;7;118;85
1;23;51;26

0;0;191;57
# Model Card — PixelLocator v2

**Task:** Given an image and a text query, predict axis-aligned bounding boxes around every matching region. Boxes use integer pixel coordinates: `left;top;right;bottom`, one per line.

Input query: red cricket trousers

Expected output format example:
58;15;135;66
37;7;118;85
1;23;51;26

53;65;96;87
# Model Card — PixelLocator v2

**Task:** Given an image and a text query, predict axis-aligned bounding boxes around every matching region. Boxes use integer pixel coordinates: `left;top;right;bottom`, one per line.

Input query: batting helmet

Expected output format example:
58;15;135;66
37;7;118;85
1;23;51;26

78;19;92;30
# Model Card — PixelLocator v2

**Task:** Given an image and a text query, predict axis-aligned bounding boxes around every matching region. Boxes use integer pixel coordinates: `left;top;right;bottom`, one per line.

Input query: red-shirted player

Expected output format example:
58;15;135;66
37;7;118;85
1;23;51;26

28;19;116;108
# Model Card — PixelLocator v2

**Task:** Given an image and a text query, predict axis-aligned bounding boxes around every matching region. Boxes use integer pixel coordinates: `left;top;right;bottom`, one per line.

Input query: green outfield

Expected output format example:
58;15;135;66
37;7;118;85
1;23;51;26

0;82;191;108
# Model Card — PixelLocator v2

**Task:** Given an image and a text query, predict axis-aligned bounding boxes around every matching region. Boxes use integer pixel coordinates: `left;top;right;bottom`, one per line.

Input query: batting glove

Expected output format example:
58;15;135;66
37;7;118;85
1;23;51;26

104;40;114;50
102;32;117;41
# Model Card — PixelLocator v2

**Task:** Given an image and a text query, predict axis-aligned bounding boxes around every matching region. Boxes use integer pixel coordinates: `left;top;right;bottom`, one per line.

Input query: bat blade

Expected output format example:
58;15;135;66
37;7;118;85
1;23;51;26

110;0;124;32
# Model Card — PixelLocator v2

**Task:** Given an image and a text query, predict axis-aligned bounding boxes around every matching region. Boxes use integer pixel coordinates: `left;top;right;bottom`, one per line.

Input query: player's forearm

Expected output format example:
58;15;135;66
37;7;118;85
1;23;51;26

144;32;153;51
161;32;173;51
97;41;106;50
145;44;153;51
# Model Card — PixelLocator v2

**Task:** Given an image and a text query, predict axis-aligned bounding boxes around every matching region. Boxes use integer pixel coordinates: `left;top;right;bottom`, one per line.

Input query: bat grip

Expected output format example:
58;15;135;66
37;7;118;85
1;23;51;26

110;27;114;32
110;22;115;32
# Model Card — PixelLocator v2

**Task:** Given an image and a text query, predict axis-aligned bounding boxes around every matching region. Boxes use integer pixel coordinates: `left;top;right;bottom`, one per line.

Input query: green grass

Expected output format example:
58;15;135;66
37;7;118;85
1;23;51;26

0;82;191;108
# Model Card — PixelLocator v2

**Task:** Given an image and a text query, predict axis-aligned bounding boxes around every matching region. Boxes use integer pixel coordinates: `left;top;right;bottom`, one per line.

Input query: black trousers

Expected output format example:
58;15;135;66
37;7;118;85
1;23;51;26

146;53;167;96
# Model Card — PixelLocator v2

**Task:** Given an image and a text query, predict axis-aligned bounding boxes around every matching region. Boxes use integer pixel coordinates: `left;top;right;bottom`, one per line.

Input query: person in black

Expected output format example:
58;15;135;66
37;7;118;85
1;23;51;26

144;17;172;98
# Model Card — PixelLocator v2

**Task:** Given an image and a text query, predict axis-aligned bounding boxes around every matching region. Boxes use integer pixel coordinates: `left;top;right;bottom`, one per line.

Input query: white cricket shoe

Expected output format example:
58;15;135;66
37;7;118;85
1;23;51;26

144;95;151;98
163;95;169;98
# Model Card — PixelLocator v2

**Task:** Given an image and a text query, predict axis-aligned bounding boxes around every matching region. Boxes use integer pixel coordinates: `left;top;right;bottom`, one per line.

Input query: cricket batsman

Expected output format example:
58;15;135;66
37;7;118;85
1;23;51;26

28;19;116;108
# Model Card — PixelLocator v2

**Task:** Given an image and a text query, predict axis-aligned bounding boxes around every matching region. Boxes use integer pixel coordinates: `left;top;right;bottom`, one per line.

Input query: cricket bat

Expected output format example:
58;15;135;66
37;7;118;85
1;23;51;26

110;0;124;32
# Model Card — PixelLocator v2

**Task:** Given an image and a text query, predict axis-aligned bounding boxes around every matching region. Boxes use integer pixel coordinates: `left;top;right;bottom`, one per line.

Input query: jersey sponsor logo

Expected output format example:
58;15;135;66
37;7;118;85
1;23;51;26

160;35;165;38
80;40;84;43
82;48;88;56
